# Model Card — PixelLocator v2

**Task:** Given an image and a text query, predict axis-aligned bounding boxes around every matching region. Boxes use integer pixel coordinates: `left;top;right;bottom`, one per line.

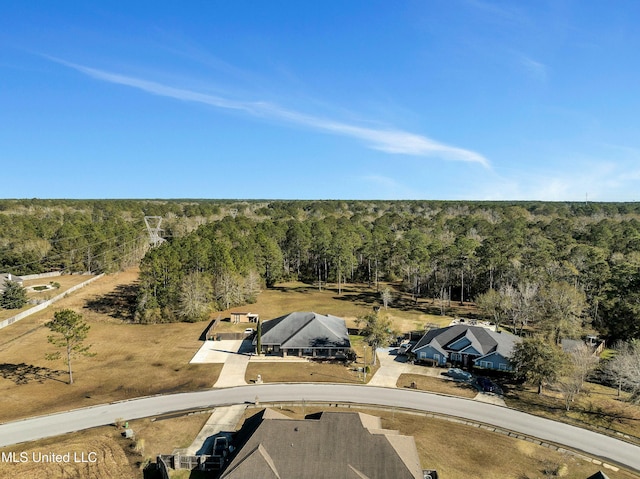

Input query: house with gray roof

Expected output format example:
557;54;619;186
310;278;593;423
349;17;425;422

220;408;429;479
254;311;351;358
410;324;520;371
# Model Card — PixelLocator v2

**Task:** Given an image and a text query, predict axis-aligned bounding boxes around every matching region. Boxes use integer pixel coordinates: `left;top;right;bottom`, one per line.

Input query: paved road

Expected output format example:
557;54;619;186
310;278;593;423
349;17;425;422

0;384;638;472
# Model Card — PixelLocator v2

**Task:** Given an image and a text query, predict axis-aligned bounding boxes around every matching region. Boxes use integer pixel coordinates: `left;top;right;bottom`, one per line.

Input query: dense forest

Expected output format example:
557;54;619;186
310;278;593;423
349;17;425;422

2;199;640;341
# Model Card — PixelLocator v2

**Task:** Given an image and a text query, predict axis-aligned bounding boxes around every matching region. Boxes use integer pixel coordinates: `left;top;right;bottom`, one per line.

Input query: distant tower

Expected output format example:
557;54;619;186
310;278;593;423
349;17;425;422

144;216;166;247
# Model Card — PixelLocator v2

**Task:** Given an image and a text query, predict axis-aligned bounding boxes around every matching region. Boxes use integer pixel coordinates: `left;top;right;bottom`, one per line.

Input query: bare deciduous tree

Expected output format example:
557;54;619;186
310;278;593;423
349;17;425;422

603;341;640;403
559;343;600;410
380;287;393;310
178;271;213;322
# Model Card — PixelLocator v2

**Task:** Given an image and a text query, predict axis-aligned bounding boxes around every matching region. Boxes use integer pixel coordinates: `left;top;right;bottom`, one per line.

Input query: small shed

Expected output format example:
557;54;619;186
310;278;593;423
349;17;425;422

231;312;259;324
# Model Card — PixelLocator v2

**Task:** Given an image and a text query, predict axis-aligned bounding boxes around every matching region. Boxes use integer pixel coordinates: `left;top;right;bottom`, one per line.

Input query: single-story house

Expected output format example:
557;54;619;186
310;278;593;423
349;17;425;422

410;324;520;371
0;273;23;292
230;312;259;324
253;311;351;358
220;408;428;479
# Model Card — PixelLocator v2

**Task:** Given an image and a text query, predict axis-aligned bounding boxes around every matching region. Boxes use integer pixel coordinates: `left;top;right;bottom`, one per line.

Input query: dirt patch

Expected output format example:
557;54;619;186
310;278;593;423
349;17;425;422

0;427;135;479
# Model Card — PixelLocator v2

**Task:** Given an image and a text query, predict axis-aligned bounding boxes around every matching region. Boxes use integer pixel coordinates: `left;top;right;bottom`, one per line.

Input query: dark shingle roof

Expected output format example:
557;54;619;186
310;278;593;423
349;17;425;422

257;312;350;349
221;410;424;479
411;324;519;359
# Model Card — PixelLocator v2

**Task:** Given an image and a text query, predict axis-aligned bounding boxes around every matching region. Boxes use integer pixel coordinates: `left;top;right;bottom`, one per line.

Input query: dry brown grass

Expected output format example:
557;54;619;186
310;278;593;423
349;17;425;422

245;361;364;384
1;271;452;424
0;425;135;478
0;269;219;423
0;274;94;322
505;380;640;444
0;411;212;479
215;281;456;332
397;373;478;398
127;413;211;459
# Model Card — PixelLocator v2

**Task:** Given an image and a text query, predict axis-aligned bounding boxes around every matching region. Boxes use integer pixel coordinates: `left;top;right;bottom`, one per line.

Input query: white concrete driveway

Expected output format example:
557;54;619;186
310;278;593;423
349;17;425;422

190;340;248;364
190;340;253;387
367;347;410;387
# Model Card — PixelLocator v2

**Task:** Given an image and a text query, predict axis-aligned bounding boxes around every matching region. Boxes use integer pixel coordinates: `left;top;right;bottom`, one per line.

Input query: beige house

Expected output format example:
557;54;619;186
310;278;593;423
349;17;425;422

220;408;429;479
230;312;259;324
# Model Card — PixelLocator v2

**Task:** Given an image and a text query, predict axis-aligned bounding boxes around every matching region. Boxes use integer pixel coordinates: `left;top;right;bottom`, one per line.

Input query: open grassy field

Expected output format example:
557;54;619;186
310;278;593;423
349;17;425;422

0;269;219;423
0;274;96;322
216;280;461;332
2;268;640;477
0;271;458;423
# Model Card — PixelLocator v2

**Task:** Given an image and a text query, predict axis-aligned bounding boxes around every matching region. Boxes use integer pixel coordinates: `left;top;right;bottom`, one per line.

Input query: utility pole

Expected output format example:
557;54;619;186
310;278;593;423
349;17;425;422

144;216;166;247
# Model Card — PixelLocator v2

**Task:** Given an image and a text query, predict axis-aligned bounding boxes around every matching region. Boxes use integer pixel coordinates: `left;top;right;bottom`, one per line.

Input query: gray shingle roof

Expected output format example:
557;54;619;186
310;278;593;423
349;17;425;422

220;410;424;479
257;312;351;349
411;324;519;359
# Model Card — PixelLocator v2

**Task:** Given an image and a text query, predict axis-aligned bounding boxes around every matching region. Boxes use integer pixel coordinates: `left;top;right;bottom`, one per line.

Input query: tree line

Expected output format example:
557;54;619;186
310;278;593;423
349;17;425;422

134;200;640;342
2;199;639;341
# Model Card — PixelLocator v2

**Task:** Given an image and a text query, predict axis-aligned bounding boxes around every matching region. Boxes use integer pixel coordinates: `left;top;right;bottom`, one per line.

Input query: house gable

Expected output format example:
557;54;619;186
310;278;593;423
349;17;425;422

413;324;520;368
474;351;513;370
447;336;471;351
458;345;482;357
221;410;424;479
413;345;447;364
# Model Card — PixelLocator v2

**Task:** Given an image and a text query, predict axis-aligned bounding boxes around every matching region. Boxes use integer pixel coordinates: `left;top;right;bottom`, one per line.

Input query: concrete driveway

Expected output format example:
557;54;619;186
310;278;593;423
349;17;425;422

368;348;507;406
190;340;251;363
367;347;410;387
367;347;443;387
190;339;253;387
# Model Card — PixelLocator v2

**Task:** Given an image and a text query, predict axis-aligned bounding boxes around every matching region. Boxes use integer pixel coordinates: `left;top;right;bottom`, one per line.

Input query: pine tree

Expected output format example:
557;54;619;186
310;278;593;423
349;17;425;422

0;280;27;309
45;309;95;384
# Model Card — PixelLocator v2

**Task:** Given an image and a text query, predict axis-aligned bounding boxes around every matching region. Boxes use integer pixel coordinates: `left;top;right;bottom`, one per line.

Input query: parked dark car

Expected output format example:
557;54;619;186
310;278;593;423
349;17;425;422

446;368;472;381
213;436;229;458
477;377;498;393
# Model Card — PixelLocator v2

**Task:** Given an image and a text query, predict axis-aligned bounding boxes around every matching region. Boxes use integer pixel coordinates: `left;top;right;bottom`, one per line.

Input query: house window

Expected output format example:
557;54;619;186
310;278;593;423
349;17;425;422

420;352;426;359
499;363;507;370
479;361;493;369
434;354;440;362
451;353;460;361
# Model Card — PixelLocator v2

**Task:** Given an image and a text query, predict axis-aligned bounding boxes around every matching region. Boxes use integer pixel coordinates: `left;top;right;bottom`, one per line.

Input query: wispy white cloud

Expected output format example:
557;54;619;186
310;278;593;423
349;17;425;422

519;55;548;82
465;0;529;26
475;160;640;202
47;56;489;168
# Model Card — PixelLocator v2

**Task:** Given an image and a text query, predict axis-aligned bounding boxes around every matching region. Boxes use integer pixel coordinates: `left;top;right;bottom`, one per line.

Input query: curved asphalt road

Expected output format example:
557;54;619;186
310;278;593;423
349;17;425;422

1;384;639;472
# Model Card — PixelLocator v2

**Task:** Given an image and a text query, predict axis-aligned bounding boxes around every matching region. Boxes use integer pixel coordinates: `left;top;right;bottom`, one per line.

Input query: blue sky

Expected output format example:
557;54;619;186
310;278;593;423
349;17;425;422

2;1;640;201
